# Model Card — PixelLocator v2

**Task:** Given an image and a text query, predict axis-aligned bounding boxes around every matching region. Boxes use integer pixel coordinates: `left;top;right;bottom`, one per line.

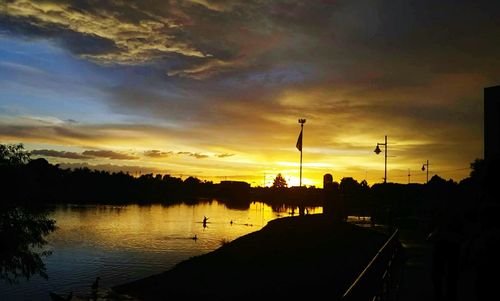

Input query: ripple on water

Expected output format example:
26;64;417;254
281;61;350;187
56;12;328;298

1;202;322;300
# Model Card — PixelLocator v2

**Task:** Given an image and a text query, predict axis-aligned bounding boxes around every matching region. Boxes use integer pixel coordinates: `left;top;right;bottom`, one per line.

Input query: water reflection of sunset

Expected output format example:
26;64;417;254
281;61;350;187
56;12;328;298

49;202;322;254
0;202;322;299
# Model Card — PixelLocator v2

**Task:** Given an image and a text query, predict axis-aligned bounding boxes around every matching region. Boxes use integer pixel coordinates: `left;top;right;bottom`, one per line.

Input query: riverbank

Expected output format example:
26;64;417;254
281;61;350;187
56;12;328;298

113;214;389;300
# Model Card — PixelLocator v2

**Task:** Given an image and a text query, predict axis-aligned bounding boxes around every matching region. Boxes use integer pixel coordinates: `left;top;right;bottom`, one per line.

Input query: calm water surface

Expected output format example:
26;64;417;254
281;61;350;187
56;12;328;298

1;201;322;300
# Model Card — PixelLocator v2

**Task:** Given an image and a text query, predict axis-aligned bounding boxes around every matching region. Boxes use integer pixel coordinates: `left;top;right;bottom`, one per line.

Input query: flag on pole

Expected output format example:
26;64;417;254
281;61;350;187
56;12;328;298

296;128;303;151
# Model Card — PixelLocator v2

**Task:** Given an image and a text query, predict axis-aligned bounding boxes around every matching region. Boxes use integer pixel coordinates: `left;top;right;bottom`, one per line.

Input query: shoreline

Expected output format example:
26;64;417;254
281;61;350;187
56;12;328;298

112;214;389;300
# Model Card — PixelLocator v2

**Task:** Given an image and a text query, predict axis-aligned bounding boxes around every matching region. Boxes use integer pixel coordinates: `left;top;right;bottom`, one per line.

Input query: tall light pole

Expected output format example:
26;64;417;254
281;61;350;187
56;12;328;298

297;118;306;187
374;135;388;183
422;160;429;184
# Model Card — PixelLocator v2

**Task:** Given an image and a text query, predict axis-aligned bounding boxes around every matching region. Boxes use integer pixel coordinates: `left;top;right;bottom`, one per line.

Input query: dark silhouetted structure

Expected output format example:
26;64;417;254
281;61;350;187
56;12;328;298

427;211;463;301
323;173;334;216
485;85;500;161
484;85;500;202
323;173;342;220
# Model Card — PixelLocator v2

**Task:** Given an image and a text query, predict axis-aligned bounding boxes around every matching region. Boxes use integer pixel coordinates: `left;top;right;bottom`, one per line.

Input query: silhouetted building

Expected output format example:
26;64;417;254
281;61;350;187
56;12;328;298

323;173;341;218
484;85;500;202
323;174;333;188
485;85;500;161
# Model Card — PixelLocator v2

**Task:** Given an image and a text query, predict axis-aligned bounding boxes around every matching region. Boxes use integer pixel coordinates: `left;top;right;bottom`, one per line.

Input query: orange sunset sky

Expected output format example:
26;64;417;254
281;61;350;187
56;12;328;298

1;1;499;186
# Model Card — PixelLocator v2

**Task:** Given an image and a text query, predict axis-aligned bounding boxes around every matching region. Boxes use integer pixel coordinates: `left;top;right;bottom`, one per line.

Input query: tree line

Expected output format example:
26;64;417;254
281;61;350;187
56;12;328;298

0;143;486;216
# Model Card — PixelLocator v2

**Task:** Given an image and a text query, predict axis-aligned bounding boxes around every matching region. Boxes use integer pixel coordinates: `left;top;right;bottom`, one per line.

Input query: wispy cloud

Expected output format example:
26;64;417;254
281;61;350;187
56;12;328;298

57;162;169;175
31;149;92;160
216;153;234;158
1;0;496;184
1;0;208;65
177;151;209;159
82;150;138;160
144;150;174;158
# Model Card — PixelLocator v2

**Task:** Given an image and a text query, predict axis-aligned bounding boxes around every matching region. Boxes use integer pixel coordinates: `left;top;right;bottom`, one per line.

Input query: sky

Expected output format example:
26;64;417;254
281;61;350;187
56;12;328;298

0;0;499;187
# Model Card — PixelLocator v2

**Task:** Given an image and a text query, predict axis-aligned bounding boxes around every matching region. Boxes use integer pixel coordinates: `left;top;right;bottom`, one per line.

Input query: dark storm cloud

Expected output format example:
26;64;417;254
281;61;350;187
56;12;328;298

31;149;92;159
3;0;500;76
0;0;208;64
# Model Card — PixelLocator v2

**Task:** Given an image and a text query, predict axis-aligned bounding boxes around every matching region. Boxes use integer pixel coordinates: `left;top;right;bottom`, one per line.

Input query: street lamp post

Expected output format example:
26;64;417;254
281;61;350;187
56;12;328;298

422;160;429;184
374;135;388;183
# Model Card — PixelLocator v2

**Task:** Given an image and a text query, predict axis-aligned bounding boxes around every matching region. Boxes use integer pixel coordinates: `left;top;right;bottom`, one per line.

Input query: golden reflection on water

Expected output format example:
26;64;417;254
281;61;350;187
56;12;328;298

49;201;323;253
1;201;322;300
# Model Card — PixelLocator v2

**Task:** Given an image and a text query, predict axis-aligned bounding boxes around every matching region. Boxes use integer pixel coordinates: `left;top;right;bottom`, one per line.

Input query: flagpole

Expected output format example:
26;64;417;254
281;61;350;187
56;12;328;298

298;118;306;187
300;136;303;187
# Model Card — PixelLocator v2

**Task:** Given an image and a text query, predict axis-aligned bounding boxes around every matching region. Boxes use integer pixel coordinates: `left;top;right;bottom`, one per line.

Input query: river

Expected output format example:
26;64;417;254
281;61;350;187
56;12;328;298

0;201;322;300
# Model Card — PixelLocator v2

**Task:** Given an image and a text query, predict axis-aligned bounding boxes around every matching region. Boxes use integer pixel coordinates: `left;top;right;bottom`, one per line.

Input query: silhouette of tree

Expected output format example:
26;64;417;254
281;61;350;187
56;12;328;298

470;159;485;179
0;207;56;283
184;176;201;185
272;173;288;188
0;143;31;166
340;177;360;193
360;180;369;188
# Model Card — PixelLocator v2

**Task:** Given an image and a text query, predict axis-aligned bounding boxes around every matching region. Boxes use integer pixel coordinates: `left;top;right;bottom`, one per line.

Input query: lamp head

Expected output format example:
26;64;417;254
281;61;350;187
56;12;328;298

374;144;382;155
422;164;426;171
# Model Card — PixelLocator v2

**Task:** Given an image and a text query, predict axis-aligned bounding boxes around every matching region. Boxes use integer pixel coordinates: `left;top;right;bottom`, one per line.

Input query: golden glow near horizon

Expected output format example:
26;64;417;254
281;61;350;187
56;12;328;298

0;1;491;186
9;132;472;187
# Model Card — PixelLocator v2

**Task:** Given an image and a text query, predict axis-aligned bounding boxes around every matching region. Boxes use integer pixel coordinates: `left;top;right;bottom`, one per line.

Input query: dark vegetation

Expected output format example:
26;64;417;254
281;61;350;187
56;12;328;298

1;145;56;283
0;207;55;283
0;143;486;220
0;143;490;289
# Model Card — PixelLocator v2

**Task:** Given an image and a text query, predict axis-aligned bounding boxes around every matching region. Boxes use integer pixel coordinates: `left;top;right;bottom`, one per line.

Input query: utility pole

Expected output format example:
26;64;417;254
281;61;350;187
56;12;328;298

408;169;410;184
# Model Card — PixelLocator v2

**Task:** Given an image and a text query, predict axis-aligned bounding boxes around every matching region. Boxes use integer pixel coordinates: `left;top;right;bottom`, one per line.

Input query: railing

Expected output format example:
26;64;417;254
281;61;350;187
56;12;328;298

342;228;405;301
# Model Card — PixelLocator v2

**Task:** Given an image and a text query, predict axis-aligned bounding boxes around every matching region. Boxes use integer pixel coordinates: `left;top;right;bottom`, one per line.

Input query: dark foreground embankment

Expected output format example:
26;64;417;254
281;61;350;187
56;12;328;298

113;214;388;300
